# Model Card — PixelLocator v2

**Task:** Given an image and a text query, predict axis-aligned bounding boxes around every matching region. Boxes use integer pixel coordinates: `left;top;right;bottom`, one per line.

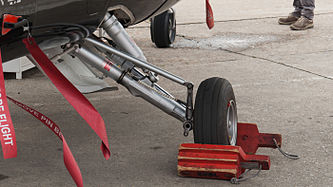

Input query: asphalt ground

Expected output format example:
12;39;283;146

1;0;333;186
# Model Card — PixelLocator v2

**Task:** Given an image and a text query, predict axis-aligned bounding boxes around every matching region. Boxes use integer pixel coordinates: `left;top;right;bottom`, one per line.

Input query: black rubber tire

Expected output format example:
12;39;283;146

193;77;237;145
150;8;176;48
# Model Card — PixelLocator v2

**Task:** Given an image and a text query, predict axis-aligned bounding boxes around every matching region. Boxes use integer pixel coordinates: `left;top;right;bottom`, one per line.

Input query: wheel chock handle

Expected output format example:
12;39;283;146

237;123;282;154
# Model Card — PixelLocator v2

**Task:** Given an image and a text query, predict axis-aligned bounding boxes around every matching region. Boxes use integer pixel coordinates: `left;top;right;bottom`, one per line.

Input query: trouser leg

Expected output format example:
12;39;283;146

301;0;315;20
292;0;302;17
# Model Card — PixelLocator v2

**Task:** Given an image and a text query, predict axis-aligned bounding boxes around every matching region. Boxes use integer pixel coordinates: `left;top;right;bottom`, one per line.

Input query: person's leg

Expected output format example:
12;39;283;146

300;0;315;19
290;0;315;30
278;0;301;25
292;0;303;17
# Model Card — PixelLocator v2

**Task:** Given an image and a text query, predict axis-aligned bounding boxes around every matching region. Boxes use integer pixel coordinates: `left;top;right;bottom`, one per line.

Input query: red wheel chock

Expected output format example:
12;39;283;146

178;123;282;181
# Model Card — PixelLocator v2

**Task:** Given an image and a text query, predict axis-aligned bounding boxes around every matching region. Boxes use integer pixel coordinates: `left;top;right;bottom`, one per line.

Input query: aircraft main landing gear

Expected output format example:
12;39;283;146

150;8;176;48
70;13;237;145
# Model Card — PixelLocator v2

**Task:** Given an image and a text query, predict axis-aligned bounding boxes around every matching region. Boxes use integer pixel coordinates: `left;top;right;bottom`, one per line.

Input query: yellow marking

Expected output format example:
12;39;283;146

178;156;237;162
179;146;240;153
177;165;237;175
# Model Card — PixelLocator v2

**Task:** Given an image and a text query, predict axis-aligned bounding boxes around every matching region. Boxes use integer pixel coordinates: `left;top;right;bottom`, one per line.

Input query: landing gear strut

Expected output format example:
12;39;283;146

70;13;236;144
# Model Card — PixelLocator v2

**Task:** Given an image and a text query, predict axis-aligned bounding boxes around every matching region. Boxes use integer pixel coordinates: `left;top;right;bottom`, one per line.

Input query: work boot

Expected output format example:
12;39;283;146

278;14;299;25
290;16;314;30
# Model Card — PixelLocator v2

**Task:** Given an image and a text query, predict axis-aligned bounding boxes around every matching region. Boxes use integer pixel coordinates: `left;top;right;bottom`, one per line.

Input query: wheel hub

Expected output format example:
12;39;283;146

226;100;237;145
168;9;176;42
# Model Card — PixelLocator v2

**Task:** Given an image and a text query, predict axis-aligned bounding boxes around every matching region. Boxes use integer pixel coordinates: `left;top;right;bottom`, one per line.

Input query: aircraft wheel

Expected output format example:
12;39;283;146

193;77;238;145
150;8;176;48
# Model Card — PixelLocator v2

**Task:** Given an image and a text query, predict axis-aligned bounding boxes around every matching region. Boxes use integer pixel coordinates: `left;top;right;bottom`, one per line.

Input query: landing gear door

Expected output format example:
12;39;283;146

35;0;88;25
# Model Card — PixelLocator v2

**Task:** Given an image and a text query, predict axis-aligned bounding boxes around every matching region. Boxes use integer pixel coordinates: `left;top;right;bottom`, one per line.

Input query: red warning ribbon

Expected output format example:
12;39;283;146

7;96;83;187
0;50;17;159
206;0;215;29
22;37;110;160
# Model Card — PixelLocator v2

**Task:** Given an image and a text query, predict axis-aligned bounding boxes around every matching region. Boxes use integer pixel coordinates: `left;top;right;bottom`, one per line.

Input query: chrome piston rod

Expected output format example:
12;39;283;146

74;46;186;122
100;13;159;84
85;37;188;86
101;13;147;62
98;14;173;98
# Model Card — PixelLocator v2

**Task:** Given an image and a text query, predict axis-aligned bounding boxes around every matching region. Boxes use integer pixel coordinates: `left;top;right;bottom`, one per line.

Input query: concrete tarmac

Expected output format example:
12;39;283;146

1;0;333;186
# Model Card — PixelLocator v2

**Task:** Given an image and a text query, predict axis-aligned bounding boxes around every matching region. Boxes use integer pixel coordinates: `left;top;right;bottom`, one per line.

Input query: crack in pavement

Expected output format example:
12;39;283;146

222;49;333;81
177;35;333;81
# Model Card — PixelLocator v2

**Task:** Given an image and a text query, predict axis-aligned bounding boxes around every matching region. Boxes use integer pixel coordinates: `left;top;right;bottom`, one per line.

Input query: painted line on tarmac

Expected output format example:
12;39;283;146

129;12;333;29
177;11;333;26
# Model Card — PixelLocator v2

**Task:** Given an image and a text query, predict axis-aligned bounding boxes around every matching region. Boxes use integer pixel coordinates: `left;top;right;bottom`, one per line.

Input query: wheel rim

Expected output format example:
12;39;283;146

226;100;237;145
168;12;176;43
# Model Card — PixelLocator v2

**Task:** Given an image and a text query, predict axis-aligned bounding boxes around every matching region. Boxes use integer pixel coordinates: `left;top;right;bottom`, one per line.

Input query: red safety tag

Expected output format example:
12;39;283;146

206;0;215;29
1;14;22;36
0;50;17;159
22;37;110;160
7;96;83;187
